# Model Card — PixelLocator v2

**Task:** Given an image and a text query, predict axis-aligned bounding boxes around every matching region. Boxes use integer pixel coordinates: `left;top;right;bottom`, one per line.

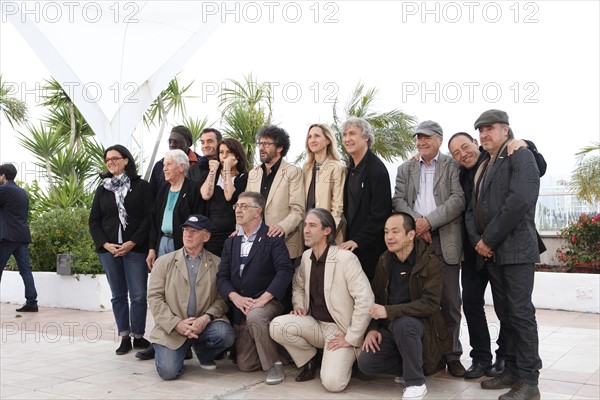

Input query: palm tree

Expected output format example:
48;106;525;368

17;77;105;213
184;116;210;153
40;78;95;150
331;82;416;163
0;74;28;127
570;142;600;205
142;76;193;180
219;74;273;164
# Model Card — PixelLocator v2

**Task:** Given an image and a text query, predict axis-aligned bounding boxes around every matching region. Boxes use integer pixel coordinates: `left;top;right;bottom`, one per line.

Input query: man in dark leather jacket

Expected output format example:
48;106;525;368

358;212;448;400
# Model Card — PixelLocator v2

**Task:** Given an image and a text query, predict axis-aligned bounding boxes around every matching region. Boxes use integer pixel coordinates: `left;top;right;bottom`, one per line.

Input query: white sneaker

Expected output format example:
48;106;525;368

402;384;427;400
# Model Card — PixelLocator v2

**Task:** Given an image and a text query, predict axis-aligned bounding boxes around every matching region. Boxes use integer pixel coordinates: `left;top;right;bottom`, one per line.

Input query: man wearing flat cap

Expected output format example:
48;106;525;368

392;120;466;377
465;110;542;400
148;214;235;380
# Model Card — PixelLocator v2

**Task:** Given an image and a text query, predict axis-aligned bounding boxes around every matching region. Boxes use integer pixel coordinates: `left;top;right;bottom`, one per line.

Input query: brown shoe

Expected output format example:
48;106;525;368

447;360;466;377
295;359;317;382
481;371;519;390
499;382;541;400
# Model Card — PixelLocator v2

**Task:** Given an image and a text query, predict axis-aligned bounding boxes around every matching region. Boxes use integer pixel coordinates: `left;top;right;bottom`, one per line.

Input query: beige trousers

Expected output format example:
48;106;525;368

270;314;356;392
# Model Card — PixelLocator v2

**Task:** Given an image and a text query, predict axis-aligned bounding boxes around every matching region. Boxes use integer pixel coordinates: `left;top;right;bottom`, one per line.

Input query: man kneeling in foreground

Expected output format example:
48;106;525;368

358;212;448;400
270;208;374;392
148;214;235;380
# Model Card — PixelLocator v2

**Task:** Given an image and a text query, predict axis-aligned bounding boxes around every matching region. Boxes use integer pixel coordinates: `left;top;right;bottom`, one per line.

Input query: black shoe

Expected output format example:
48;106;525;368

486;358;505;377
481;371;519;390
499;382;541;400
133;337;151;349
447;360;466;377
135;345;155;360
116;338;132;355
295;359;317;382
464;361;490;379
185;348;193;360
16;304;38;312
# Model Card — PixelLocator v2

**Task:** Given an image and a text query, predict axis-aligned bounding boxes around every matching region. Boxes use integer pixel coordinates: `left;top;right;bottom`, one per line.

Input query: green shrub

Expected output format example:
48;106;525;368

27;207;103;275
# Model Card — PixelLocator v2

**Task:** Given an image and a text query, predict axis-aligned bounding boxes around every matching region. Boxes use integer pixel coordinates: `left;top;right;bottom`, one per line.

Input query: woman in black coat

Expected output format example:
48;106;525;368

89;145;153;355
199;138;248;256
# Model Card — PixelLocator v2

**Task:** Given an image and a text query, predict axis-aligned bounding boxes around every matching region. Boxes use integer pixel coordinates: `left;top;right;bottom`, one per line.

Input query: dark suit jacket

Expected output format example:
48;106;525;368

217;223;294;324
465;141;541;265
460;141;547;268
343;150;392;280
0;180;31;243
88;176;153;253
148;178;204;251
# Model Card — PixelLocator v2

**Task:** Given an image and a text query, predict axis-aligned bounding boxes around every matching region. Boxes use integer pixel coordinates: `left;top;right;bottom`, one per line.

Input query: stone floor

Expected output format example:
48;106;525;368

1;303;598;399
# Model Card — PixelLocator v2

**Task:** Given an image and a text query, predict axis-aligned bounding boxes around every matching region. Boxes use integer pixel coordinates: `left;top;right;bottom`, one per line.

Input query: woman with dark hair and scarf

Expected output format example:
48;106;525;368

89;144;153;355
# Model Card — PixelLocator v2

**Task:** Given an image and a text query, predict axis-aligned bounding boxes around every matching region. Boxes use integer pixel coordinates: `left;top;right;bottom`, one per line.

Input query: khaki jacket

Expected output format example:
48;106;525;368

247;159;305;258
292;246;374;349
148;248;228;350
303;159;346;244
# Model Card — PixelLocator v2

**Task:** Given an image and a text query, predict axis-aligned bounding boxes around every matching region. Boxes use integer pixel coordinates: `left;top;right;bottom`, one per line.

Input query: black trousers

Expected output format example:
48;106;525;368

357;316;425;387
487;262;542;385
461;260;505;365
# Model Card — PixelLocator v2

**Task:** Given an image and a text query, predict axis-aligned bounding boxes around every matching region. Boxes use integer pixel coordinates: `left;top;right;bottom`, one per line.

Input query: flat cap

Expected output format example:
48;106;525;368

414;120;443;137
474;109;510;129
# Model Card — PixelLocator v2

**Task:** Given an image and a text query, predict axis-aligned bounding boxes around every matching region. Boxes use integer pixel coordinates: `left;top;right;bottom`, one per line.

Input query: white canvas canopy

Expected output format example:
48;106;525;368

4;1;219;147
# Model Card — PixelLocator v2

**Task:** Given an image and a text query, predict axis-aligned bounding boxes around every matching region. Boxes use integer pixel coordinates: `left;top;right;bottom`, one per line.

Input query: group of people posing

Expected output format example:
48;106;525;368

84;109;545;400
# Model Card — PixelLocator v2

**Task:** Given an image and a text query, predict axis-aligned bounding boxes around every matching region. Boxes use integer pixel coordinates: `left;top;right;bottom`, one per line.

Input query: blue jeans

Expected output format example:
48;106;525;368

158;236;174;257
0;241;38;306
98;251;148;337
154;321;236;380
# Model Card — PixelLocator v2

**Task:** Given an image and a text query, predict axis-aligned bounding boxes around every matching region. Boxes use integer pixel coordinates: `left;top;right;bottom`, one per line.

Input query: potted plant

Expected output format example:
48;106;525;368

556;213;600;273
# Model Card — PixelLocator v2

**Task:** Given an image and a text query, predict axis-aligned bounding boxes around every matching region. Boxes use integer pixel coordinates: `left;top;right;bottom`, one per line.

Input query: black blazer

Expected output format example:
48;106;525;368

88;176;153;253
216;223;294;324
148;178;204;251
465;143;541;265
343;150;392;280
0;180;32;243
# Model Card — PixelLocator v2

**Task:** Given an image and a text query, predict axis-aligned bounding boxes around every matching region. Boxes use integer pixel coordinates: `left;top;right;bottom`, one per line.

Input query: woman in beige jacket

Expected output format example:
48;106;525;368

303;124;346;244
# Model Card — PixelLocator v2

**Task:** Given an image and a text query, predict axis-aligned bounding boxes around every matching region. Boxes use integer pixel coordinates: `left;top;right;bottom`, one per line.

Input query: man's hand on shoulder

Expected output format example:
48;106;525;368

267;224;285;237
340;240;358;251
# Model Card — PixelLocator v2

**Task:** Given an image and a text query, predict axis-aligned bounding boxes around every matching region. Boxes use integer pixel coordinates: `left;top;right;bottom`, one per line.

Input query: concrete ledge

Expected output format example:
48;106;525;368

485;271;600;313
1;271;112;311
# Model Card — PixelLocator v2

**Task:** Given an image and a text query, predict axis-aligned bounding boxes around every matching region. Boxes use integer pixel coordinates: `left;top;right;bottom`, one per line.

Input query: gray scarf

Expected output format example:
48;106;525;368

102;174;130;231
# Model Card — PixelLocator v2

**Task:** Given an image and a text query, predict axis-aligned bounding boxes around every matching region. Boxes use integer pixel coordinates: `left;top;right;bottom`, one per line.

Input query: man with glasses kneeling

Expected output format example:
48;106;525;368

148;214;235;380
217;192;294;385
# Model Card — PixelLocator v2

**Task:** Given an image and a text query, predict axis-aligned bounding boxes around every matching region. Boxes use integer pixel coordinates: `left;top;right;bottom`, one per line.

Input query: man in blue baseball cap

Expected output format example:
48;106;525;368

147;214;235;380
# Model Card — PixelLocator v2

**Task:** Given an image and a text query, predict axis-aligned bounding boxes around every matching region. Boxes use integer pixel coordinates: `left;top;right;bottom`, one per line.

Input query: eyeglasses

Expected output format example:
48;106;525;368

168;139;184;145
233;203;260;211
104;157;123;164
256;141;275;147
182;227;204;235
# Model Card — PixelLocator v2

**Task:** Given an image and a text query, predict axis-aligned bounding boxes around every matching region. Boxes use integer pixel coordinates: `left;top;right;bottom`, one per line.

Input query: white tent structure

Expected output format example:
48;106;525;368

4;1;220;147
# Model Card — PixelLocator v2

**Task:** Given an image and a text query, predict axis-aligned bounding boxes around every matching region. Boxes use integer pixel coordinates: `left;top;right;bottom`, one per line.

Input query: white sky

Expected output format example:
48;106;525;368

1;0;599;188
